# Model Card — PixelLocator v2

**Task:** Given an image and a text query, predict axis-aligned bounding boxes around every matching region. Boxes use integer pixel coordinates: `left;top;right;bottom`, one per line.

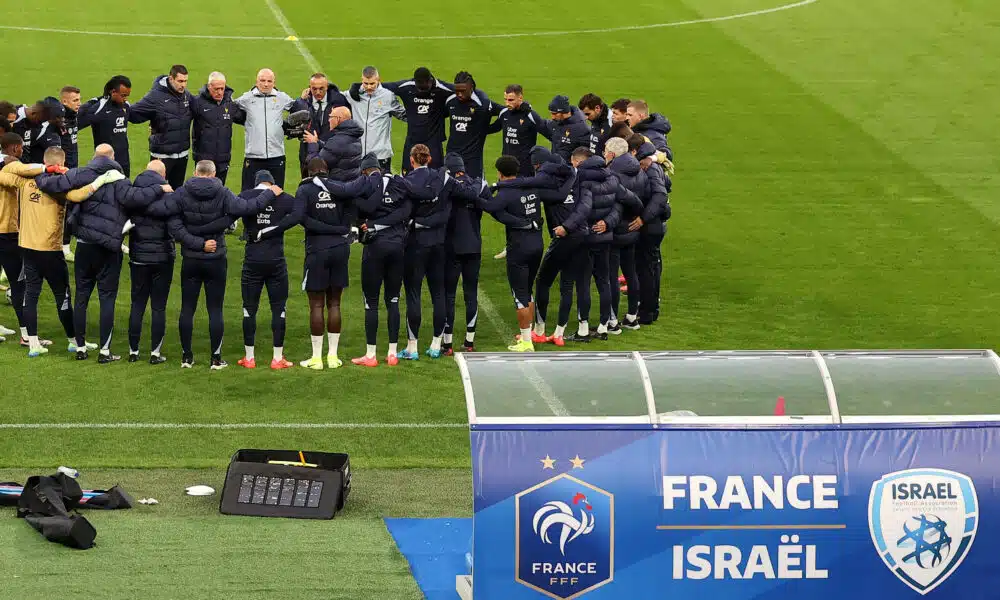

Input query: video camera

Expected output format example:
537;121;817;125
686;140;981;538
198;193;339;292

283;110;312;140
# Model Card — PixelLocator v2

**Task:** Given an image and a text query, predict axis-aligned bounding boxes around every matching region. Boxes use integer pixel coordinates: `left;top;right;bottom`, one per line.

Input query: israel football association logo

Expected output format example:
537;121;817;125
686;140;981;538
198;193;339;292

515;473;613;599
869;468;979;595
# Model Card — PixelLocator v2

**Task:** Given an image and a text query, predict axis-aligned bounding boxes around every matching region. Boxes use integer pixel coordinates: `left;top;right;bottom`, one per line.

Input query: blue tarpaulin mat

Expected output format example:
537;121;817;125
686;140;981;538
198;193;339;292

385;518;472;600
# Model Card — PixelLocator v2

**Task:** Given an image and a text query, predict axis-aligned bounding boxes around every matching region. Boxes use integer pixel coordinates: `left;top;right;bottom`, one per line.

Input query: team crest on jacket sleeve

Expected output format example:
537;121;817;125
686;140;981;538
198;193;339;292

868;468;978;595
515;473;613;599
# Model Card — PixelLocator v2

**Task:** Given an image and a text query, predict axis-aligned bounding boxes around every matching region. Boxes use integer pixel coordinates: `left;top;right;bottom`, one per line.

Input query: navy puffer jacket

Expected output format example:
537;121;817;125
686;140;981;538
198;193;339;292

129;75;194;156
164;176;273;260
609;154;647;246
306;119;363;181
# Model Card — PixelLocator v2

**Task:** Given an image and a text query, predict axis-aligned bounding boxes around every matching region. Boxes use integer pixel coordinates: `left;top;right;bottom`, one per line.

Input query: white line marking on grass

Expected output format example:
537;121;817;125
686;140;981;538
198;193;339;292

0;0;819;42
0;422;467;430
264;0;322;72
477;291;570;417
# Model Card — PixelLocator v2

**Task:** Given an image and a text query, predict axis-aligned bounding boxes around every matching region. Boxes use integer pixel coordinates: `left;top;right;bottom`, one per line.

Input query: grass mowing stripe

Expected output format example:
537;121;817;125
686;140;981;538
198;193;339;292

263;0;321;71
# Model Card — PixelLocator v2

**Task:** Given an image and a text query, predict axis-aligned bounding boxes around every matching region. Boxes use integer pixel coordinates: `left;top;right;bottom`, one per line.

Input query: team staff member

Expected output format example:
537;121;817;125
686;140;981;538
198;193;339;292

236;170;299;370
48;146;168;362
606;137;646;331
538;95;591;163
292;73;349;178
125;160;184;364
440;153;489;355
78;76;133;176
2;147;113;356
325;153;416;367
487;84;542;177
478;156;544;352
382;67;454;174
129;65;195;189
192;72;246;185
634;141;670;324
297;158;353;370
496;146;583;346
578;93;613;156
445;72;501;179
235;69;296;189
164;160;279;370
304;106;363;181
626;99;672;161
0;134;34;344
347;66;406;172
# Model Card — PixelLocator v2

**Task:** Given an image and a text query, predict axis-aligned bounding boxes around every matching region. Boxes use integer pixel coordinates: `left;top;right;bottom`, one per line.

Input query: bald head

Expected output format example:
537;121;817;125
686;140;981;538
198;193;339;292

94;144;115;160
256;69;275;94
146;159;166;178
328;106;352;130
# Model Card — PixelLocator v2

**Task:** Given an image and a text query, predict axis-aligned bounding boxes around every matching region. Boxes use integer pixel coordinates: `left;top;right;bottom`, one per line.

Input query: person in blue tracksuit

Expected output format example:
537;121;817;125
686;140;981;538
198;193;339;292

478;156;544;351
296;158;355;370
382;67;454;174
236;170;300;371
323;153;425;367
634;141;671;324
538;95;591;163
191;73;247;186
162;161;278;370
78;75;133;177
487;84;543;177
440;153;490;354
494;146;583;346
444;72;501;179
398;145;481;360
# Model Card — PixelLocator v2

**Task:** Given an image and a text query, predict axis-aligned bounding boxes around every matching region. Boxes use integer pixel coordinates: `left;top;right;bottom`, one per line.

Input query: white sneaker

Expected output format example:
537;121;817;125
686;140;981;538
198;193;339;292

121;243;130;255
68;341;99;352
0;324;15;336
63;249;75;262
493;248;507;260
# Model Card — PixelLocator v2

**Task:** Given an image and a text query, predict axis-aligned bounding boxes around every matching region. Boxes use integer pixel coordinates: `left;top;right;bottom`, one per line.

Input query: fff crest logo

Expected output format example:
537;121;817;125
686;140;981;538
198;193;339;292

515;473;613;599
869;468;979;595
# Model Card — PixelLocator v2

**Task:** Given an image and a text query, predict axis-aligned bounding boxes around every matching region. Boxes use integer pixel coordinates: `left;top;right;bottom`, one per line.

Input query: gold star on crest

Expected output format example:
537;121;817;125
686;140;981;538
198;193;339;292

540;455;556;469
570;455;585;469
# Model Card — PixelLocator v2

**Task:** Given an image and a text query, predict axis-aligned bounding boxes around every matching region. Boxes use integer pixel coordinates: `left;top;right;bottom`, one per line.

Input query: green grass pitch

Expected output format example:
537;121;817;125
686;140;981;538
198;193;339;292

1;0;999;596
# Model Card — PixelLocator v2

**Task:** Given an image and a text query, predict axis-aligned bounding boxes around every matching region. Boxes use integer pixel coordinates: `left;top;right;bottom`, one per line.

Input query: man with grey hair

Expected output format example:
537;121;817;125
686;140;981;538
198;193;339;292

191;71;246;186
347;66;405;172
235;68;295;190
165;159;280;369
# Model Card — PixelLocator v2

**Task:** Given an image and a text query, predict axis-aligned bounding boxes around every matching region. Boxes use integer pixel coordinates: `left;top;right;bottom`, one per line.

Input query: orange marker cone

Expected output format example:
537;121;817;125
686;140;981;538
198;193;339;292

774;396;786;416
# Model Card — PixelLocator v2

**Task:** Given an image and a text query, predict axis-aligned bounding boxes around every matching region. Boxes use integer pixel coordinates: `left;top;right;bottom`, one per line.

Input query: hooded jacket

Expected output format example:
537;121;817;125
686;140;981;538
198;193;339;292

326;172;416;246
538;107;592;162
609;154;648;246
128;75;194;157
575;156;641;244
632;113;672;160
162;176;274;260
234;87;296;159
72;157;164;252
127;169;179;264
191;85;246;165
306;120;364;181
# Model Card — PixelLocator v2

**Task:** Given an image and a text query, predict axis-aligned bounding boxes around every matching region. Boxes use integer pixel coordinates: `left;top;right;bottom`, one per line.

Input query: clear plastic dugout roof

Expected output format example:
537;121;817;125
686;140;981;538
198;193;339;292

456;350;1000;425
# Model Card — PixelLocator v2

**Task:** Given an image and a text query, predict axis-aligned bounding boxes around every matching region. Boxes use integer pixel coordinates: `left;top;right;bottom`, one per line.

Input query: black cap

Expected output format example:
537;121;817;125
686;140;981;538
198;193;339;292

529;145;554;166
254;169;275;185
360;152;380;172
548;95;571;114
41;96;65;120
636;141;657;161
444;153;465;173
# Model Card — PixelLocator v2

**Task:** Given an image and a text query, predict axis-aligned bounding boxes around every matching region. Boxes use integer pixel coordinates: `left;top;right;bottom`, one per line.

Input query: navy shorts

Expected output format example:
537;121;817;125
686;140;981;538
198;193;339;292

303;245;350;292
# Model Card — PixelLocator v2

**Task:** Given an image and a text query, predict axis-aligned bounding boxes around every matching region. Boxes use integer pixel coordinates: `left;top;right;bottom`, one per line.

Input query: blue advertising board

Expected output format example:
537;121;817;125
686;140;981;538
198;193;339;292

470;425;998;599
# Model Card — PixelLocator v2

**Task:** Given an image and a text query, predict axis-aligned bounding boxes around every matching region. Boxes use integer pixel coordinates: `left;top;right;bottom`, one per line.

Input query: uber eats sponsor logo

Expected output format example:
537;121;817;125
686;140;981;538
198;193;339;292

869;468;978;595
664;475;839;581
516;473;613;600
